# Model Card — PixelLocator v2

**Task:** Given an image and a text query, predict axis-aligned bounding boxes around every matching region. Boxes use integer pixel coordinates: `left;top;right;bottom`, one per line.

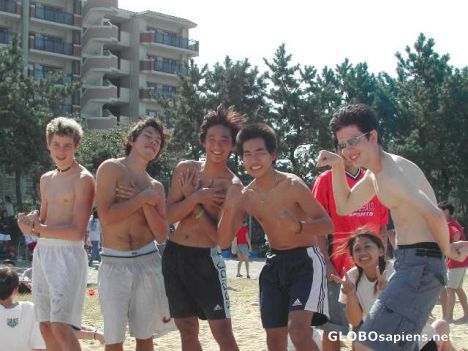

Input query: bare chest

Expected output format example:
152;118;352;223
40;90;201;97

45;177;76;206
117;169;152;191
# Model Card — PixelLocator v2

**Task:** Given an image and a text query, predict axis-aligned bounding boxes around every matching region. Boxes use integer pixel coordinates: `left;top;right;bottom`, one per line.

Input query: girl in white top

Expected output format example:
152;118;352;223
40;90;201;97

333;231;457;351
332;230;393;327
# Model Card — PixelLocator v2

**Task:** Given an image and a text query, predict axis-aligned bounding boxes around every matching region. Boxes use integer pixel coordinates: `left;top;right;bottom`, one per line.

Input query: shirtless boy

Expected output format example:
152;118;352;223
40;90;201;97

163;105;245;351
17;117;95;351
218;123;334;351
316;104;468;351
95;118;171;351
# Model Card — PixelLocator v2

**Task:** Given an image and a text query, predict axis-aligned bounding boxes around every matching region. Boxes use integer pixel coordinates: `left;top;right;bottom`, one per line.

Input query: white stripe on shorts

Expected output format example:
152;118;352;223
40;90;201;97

210;250;231;318
305;247;329;319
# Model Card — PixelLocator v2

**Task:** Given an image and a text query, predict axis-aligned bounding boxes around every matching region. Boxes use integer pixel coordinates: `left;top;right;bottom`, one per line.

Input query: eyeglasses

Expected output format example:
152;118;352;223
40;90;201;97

336;132;370;150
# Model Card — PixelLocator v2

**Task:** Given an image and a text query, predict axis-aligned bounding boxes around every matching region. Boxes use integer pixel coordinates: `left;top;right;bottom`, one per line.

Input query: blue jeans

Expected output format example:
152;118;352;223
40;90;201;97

359;244;446;350
89;241;101;264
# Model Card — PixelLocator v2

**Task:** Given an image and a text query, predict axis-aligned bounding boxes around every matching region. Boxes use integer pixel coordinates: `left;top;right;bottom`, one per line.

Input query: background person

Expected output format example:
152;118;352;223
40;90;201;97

235;220;252;278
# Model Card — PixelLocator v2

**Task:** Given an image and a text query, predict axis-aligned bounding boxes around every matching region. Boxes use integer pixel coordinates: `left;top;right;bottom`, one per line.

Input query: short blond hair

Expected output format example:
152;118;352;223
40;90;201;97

46;117;83;145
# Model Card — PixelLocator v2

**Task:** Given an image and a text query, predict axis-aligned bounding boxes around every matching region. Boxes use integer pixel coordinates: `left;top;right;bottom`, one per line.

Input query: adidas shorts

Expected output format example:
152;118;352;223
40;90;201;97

162;241;231;320
259;246;329;329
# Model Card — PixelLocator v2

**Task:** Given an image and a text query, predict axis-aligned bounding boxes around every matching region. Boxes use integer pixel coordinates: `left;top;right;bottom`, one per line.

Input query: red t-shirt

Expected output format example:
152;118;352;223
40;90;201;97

236;227;248;245
447;219;468;269
312;169;389;277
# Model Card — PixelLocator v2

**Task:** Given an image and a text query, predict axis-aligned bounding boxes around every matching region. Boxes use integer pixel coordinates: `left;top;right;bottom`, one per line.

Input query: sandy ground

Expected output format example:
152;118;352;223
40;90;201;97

79;258;467;350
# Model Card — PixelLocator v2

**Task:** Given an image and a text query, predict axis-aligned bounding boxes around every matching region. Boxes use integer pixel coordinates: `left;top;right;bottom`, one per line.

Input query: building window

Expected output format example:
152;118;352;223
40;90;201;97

35;3;74;25
0;27;8;44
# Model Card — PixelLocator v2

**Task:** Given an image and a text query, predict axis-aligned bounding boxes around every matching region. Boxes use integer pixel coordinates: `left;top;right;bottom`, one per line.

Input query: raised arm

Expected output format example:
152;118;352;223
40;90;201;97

316;150;375;215
35;174;95;241
96;160;152;225
218;184;245;249
17;175;49;235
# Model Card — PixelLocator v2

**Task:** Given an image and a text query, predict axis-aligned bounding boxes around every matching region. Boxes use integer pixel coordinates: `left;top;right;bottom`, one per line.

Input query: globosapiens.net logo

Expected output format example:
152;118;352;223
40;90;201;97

327;331;451;344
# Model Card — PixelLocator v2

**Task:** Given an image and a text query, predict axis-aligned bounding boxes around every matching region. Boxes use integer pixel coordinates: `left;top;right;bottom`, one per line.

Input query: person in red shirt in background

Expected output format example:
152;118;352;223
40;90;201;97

235;220;252;279
438;201;468;322
312;148;388;351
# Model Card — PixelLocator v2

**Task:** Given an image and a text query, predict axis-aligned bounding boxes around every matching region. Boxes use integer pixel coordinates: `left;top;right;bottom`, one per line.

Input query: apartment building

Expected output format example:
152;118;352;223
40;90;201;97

0;0;199;129
82;0;198;129
0;0;82;114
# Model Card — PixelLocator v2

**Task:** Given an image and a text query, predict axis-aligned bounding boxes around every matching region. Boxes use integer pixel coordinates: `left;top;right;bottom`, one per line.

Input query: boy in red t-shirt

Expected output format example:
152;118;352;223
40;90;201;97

234;220;252;278
312;148;388;351
439;201;468;322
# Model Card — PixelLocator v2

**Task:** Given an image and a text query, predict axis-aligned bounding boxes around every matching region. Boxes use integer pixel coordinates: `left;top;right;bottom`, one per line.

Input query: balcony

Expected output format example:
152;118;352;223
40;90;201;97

140;60;186;76
0;0;16;14
140;87;175;100
86;116;118;129
82;25;129;52
83;24;118;47
81;85;129;108
83;0;117;18
32;36;74;56
140;31;199;53
82;55;130;81
33;5;74;26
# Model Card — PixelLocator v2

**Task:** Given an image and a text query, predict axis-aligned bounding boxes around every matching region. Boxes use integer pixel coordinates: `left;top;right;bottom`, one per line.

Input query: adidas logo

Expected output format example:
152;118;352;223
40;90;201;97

213;304;223;311
292;299;302;307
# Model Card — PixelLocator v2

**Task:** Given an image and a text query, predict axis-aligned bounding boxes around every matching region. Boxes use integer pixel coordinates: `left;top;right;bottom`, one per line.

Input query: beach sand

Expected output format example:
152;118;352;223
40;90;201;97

80;276;467;350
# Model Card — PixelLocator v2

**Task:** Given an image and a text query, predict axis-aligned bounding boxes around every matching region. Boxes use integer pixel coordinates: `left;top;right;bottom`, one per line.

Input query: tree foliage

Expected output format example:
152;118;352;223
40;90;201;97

0;37;79;208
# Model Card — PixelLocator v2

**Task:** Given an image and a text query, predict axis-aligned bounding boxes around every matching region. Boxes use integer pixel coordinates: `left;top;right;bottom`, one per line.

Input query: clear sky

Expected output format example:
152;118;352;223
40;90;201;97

120;0;467;75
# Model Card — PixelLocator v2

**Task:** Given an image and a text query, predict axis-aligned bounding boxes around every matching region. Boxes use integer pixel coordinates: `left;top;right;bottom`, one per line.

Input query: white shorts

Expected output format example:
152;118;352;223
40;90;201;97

447;267;466;289
32;238;88;329
98;249;174;345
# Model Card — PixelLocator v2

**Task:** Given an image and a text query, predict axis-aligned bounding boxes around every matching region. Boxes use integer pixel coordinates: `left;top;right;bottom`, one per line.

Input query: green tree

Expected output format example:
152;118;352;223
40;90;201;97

77;127;126;175
160;59;209;161
392;33;455;198
0;37;79;208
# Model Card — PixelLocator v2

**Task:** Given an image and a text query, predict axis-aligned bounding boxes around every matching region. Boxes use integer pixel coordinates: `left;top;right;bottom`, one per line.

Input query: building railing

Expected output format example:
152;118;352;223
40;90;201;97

33;36;73;55
154;61;185;75
154;32;198;52
34;5;74;25
0;0;16;14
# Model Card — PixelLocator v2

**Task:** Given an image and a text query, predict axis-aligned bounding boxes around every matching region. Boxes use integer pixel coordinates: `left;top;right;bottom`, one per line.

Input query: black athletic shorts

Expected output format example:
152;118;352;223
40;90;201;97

259;246;329;328
162;240;230;320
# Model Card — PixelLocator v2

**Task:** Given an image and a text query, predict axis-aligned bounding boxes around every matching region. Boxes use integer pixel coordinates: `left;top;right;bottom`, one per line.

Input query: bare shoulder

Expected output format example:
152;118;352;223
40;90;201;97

150;178;164;191
97;158;125;172
385;152;426;179
96;158;127;181
40;170;55;184
281;172;308;191
78;164;95;180
76;165;95;190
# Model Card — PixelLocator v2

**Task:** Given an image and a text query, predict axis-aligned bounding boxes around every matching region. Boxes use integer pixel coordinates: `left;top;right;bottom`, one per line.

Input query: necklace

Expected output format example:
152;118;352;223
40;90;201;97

56;161;75;173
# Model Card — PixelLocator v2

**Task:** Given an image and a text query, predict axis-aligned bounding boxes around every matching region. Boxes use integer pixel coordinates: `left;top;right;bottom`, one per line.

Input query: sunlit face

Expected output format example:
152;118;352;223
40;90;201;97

47;134;78;167
336;125;374;168
202;125;234;164
130;126;162;160
351;236;383;270
242;138;276;178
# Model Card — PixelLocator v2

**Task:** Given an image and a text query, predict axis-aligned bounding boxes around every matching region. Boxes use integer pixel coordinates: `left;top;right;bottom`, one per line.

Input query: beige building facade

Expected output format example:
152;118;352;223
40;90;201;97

0;0;198;129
